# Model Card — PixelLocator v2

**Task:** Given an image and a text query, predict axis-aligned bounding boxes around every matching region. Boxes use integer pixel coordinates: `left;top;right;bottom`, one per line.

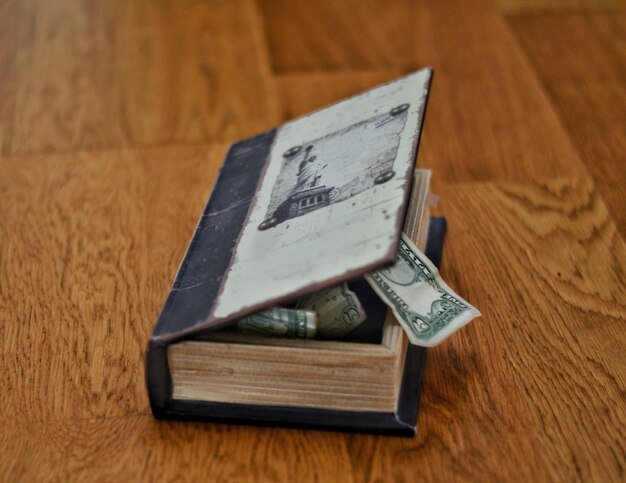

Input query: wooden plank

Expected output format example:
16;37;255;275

410;0;590;183
434;178;625;481
0;0;279;156
346;178;626;482
0;416;355;482
0;144;228;422
258;0;416;72
2;176;623;480
509;13;626;236
272;0;589;182
0;0;36;154
495;0;622;15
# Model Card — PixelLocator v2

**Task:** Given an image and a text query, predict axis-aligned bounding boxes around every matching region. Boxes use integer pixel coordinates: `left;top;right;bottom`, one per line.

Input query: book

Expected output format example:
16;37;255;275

146;68;443;435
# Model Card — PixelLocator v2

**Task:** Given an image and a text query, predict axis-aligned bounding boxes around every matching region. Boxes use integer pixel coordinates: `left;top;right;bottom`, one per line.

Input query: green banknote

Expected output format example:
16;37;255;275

237;307;317;339
296;283;367;339
366;234;480;346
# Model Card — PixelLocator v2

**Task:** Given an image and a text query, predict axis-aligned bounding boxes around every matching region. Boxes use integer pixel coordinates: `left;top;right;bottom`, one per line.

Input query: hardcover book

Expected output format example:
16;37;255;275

146;68;444;435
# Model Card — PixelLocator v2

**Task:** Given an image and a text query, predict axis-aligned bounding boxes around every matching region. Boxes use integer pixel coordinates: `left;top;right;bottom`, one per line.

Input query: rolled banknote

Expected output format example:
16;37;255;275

366;234;480;346
297;283;367;339
237;307;317;339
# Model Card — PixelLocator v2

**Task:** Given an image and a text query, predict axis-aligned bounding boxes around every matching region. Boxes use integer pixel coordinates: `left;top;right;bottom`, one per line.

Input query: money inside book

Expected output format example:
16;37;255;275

147;69;479;435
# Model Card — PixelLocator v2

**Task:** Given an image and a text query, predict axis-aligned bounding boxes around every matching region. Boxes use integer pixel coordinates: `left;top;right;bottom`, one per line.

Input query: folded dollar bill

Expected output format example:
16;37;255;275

296;283;367;339
237;307;317;339
366;234;480;347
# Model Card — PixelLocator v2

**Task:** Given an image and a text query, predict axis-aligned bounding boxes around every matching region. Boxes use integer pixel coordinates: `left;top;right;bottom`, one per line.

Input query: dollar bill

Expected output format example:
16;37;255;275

296;283;367;339
366;234;480;346
237;307;317;339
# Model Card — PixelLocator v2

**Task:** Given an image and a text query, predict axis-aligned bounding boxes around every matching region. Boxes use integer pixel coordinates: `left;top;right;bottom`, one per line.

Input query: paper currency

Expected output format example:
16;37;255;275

237;307;317;339
366;234;480;346
297;283;367;339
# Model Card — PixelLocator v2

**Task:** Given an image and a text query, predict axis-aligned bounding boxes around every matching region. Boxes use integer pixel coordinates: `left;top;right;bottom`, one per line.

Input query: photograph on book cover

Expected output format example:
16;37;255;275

213;69;432;320
258;104;411;231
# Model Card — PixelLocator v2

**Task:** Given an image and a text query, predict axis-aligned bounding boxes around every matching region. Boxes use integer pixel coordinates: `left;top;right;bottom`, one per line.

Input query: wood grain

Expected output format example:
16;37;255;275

509;12;626;236
0;0;35;154
0;416;355;482
272;0;589;183
0;144;227;421
1;0;625;480
495;0;622;14
258;0;417;73
349;177;626;482
429;178;626;481
0;0;279;156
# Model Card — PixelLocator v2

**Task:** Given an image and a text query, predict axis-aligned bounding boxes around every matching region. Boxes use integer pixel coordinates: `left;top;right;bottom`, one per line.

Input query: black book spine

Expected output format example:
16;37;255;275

146;130;276;415
150;129;277;343
146;341;171;419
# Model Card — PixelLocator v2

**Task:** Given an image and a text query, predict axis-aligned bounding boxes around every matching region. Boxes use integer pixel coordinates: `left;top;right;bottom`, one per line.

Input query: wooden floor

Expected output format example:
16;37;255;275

1;0;624;481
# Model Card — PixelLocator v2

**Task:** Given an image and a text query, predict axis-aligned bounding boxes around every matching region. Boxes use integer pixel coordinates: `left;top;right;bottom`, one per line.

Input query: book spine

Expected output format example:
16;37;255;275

149;128;277;343
146;341;172;418
146;129;277;416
